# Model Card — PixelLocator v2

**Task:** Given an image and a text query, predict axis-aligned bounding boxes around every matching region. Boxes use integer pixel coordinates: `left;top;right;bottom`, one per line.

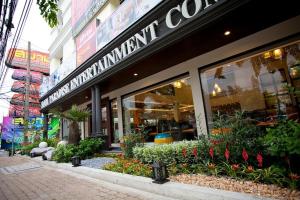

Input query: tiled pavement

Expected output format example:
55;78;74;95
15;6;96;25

0;157;173;200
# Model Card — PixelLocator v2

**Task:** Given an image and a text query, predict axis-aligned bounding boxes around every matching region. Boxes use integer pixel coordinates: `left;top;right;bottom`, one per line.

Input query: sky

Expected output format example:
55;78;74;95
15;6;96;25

0;1;52;123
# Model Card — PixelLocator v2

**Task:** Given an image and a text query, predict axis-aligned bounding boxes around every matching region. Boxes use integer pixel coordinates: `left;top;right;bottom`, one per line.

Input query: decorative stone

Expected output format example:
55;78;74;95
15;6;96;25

43;149;54;160
30;147;54;157
39;142;48;148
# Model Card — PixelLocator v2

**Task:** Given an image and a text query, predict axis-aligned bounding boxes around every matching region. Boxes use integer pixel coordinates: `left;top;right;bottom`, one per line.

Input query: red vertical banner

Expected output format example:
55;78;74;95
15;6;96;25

76;20;96;67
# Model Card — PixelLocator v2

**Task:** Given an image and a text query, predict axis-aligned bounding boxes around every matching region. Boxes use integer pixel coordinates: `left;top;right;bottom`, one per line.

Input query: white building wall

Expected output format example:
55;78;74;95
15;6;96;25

49;58;60;74
48;0;121;139
63;37;75;59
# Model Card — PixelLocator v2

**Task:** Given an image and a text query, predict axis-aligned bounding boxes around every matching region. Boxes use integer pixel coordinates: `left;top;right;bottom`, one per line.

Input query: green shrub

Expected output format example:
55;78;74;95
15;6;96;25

133;140;200;165
247;166;287;187
44;138;59;147
122;133;145;158
77;138;103;159
52;144;77;163
263;120;300;158
52;138;103;162
20;141;40;155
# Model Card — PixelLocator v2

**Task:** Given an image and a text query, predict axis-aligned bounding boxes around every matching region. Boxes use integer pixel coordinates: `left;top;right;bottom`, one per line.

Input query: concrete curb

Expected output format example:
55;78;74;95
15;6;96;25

21;155;271;200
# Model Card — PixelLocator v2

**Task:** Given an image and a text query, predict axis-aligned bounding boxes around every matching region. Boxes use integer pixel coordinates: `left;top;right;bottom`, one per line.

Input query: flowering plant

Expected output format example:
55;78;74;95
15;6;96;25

242;148;249;163
246;165;254;173
104;157;152;177
224;148;230;162
182;148;187;158
231;164;240;171
256;153;263;168
209;147;214;160
192;147;198;158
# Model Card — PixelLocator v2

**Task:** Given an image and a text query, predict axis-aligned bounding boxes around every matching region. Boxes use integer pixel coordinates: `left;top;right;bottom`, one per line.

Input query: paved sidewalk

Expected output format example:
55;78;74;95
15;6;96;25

0;156;174;200
0;149;9;157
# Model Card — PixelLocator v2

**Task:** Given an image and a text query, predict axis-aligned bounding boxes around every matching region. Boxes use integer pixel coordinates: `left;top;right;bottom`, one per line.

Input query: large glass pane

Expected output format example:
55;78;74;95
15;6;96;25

111;99;119;143
122;77;196;142
101;106;107;135
201;41;300;132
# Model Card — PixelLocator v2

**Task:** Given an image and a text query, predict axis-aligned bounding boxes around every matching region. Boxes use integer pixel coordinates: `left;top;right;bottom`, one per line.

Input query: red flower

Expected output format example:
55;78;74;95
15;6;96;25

224;148;230;162
256;153;263;167
210;139;223;146
211;139;218;145
231;164;240;171
182;148;187;158
242;148;249;162
246;165;254;173
289;173;300;181
209;147;214;159
193;147;198;158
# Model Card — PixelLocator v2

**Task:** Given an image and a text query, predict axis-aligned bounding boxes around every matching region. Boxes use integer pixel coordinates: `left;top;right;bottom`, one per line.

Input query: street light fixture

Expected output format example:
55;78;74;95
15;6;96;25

71;156;81;167
152;161;169;184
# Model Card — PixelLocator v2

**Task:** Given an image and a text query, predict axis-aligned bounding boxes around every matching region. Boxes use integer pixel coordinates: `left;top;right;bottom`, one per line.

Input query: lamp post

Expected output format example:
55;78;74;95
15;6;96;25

71;156;81;167
152;161;169;184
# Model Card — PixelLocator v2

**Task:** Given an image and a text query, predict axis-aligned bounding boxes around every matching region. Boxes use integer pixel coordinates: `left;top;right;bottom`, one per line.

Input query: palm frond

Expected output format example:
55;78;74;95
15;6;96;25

50;105;90;122
64;105;90;122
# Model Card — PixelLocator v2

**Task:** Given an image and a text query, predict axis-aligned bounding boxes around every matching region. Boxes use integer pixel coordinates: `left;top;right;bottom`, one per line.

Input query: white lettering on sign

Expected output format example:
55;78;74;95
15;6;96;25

166;0;219;29
41;20;159;109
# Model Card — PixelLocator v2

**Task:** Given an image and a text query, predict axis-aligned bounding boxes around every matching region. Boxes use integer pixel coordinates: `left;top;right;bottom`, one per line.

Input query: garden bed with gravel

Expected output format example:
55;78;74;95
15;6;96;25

170;174;300;200
81;157;116;169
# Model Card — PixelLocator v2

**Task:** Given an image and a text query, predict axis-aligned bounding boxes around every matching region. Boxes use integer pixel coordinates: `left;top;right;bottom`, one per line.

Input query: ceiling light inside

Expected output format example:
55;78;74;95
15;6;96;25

224;30;231;36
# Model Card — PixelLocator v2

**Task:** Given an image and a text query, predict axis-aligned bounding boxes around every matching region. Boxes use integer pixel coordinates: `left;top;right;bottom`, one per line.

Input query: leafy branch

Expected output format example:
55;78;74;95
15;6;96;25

37;0;59;28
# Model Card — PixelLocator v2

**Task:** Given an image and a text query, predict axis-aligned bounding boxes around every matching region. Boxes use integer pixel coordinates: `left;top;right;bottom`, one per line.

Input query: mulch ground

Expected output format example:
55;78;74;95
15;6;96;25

170;174;300;200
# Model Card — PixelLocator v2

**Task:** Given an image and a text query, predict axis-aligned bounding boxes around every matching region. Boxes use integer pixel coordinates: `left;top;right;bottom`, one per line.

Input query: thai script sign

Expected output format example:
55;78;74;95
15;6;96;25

6;49;50;75
11;81;40;95
12;69;43;84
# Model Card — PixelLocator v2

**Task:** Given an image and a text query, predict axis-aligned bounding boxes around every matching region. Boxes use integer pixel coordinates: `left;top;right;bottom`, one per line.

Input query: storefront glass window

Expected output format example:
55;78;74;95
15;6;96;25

200;41;300;132
101;106;107;135
122;77;197;142
111;99;119;143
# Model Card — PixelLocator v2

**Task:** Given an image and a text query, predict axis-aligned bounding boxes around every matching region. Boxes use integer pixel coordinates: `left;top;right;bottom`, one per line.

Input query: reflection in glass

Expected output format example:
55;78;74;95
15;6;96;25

201;41;300;132
111;99;119;143
122;77;196;142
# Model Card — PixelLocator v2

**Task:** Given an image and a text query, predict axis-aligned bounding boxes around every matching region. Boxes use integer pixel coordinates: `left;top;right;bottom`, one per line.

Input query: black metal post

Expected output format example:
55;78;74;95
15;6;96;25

95;84;102;135
43;112;49;139
91;86;96;135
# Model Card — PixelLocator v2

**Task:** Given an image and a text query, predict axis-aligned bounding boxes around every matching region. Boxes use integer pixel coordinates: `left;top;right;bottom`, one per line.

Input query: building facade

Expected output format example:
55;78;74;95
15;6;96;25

41;0;300;148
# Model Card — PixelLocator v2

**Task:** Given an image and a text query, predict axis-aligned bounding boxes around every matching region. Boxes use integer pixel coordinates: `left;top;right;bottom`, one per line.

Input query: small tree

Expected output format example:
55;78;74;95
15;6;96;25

52;105;90;145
